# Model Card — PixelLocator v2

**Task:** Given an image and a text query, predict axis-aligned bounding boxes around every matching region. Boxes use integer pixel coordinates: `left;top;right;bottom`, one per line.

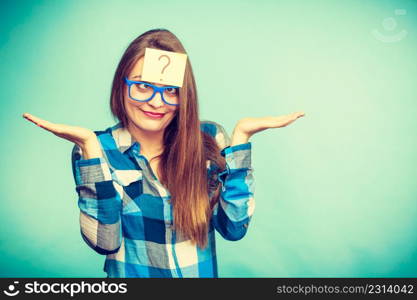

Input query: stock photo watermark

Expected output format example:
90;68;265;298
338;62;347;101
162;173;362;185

371;8;408;43
2;280;128;297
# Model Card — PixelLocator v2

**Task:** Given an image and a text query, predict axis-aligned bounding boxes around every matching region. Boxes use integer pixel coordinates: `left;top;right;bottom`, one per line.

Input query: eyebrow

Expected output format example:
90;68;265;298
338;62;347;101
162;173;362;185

130;75;178;88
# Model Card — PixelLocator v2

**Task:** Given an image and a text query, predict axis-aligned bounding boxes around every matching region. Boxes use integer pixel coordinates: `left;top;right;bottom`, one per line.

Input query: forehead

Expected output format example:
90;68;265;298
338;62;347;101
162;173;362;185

128;57;170;87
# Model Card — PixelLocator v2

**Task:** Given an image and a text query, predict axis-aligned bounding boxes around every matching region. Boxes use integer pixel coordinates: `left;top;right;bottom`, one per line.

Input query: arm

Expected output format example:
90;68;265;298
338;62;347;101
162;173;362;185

210;111;306;240
71;142;122;255
211;124;255;241
22;113;126;254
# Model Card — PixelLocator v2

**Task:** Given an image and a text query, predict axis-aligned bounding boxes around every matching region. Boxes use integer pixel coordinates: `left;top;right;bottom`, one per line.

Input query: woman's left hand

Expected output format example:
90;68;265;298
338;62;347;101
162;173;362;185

231;111;306;146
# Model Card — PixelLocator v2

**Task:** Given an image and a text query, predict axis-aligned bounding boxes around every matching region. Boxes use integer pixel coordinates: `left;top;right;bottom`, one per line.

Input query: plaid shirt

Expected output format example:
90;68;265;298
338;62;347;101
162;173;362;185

71;121;255;278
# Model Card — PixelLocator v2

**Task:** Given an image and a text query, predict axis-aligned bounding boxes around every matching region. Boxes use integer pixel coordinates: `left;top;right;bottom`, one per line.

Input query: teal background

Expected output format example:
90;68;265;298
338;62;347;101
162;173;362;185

1;0;416;277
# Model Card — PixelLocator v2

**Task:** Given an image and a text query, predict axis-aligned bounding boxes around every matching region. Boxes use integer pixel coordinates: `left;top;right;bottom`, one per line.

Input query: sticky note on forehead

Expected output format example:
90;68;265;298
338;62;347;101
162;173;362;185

141;48;188;87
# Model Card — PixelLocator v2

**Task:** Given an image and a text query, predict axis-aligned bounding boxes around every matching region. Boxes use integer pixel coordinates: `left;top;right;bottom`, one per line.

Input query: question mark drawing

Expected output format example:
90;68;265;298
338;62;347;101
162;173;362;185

158;55;171;81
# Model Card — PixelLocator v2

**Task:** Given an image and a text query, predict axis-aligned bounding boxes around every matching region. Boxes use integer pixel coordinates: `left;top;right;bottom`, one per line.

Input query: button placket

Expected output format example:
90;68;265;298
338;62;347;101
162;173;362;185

132;142;175;230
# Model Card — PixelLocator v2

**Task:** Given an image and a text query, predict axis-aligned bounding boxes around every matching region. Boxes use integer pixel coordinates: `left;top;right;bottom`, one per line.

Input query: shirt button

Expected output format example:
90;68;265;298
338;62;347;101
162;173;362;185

167;199;171;204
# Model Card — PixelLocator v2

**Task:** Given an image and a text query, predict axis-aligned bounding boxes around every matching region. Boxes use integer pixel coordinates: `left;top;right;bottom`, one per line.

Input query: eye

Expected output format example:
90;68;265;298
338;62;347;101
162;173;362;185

165;87;178;95
135;83;150;90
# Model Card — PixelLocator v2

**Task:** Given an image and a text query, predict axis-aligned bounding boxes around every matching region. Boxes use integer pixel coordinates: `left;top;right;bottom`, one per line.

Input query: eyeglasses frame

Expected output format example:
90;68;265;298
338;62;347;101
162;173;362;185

124;77;180;106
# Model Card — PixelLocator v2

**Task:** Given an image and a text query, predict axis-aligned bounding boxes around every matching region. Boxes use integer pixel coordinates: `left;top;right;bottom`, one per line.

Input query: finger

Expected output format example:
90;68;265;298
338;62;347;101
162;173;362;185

23;113;44;128
23;113;56;131
273;114;296;127
23;113;44;125
261;116;287;128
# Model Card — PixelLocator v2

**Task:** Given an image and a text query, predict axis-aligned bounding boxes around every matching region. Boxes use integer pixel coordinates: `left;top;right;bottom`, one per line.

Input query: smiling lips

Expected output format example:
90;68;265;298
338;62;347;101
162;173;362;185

142;110;165;119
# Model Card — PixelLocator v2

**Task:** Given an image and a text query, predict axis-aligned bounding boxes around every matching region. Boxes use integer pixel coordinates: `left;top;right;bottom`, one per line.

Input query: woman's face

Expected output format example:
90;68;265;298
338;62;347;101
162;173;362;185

124;56;178;133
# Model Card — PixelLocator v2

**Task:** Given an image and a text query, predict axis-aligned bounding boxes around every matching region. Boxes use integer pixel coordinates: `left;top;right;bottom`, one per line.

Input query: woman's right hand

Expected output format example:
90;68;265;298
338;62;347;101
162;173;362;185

22;112;102;159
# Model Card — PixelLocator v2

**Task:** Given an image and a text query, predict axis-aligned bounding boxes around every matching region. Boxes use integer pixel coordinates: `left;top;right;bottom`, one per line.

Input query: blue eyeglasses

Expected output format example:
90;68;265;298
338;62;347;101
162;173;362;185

124;77;180;106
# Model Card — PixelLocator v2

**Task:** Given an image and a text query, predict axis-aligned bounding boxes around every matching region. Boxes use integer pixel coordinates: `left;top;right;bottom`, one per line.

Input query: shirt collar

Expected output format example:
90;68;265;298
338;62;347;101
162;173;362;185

110;122;141;154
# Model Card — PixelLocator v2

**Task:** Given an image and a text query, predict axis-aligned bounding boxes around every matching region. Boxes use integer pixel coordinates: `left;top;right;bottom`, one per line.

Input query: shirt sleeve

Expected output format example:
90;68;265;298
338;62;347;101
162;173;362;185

211;123;255;241
71;144;122;255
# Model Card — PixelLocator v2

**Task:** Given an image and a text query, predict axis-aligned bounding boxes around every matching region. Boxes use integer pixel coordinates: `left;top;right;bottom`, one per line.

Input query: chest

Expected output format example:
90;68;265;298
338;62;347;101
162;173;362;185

112;153;217;193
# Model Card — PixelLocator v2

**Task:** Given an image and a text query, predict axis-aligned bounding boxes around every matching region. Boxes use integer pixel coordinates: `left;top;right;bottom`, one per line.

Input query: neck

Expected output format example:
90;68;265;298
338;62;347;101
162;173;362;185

127;122;164;158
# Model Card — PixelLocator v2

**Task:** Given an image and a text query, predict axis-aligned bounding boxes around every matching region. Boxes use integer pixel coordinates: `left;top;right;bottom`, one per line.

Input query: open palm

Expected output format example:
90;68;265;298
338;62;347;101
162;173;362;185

22;113;97;147
237;111;305;137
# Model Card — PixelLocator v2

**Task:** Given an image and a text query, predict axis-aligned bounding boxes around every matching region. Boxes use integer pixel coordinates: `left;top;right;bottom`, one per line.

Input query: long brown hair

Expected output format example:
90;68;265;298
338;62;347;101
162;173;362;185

110;28;226;249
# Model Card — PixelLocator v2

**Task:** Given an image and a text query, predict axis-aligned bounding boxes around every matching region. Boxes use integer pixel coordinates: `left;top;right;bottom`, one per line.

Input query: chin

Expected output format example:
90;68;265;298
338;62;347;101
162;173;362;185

130;119;164;131
140;122;167;132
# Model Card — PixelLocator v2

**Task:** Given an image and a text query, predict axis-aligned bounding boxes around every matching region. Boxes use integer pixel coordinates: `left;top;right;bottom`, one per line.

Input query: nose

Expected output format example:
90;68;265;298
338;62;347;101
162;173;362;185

148;91;164;108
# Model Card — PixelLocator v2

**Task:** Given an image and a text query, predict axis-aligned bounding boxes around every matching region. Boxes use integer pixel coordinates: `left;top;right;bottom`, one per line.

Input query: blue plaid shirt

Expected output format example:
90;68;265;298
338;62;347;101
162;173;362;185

71;120;255;278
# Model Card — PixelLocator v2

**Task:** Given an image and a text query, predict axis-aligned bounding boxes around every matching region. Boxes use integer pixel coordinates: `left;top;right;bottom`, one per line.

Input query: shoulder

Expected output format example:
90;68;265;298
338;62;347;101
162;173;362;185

94;123;120;149
200;120;230;150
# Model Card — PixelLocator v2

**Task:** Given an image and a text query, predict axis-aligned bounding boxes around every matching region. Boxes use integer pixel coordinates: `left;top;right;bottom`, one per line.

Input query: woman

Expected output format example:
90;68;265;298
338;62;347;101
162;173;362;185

23;28;305;278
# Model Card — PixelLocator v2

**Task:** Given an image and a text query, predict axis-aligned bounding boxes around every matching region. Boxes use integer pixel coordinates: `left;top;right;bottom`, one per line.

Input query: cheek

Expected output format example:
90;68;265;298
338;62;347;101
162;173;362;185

168;105;178;115
124;100;142;123
125;99;143;112
166;109;178;122
168;107;177;115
